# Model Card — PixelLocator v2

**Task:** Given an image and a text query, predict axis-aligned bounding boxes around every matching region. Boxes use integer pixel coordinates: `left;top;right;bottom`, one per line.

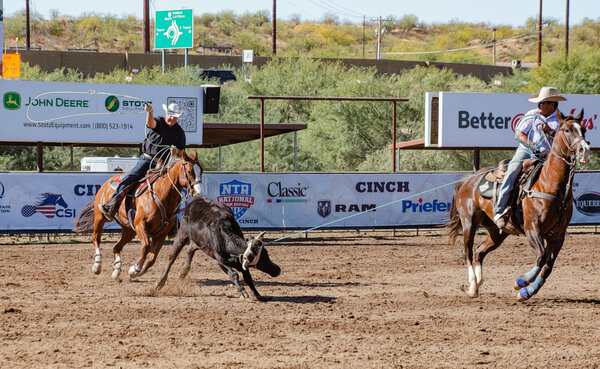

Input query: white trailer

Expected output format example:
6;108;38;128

80;156;139;172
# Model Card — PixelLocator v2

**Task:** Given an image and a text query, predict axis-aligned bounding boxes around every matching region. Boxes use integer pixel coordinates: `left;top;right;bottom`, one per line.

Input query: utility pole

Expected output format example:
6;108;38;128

362;15;365;58
25;0;31;49
272;0;276;56
143;0;150;53
537;0;542;66
565;0;570;57
377;16;382;60
492;28;497;66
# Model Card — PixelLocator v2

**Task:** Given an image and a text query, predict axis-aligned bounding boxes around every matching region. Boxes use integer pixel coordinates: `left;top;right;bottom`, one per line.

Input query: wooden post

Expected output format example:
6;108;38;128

473;148;480;171
392;101;397;172
36;142;43;172
538;0;543;66
260;98;265;172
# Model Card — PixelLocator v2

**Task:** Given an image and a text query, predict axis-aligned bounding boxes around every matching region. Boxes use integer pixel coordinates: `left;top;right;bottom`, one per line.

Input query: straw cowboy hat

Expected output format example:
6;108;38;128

528;86;567;103
162;102;184;117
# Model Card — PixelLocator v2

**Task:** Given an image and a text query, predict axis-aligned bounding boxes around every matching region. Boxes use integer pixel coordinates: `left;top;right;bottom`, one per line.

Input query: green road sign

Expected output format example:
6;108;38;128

155;9;193;49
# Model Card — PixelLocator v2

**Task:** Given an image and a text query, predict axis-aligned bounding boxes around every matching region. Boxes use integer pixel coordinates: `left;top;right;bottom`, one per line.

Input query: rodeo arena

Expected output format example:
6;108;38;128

2;4;600;369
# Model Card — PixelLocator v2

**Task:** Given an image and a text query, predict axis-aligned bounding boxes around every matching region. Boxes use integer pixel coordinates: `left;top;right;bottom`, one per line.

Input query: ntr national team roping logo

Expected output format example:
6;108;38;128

217;180;255;220
21;193;76;219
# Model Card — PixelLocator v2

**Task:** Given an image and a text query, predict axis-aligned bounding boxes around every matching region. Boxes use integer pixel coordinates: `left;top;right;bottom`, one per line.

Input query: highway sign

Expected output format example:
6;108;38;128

155;9;193;49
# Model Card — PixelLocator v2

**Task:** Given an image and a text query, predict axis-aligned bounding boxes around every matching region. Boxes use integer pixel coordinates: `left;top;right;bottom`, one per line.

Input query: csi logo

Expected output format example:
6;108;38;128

21;193;76;219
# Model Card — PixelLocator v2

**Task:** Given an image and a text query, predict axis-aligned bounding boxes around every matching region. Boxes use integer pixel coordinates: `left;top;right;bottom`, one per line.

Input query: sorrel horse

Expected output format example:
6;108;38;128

447;110;590;301
74;150;203;280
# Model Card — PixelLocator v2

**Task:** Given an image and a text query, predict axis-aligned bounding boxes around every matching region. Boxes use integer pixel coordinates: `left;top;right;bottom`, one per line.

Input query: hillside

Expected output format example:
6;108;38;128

4;10;600;65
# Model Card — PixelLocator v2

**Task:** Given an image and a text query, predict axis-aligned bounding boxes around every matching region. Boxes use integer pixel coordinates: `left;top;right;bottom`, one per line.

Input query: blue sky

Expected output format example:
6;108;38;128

6;0;599;27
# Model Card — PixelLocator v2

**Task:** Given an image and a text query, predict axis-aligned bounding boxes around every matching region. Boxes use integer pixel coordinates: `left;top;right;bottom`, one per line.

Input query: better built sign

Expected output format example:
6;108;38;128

425;92;600;148
155;9;193;49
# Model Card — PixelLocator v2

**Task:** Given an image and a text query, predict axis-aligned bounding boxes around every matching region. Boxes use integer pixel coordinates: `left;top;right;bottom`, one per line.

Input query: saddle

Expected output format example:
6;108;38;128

109;170;177;237
477;159;543;200
108;171;161;197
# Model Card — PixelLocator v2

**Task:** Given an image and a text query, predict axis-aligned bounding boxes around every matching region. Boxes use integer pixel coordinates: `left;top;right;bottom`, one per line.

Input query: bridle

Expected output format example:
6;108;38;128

552;121;586;163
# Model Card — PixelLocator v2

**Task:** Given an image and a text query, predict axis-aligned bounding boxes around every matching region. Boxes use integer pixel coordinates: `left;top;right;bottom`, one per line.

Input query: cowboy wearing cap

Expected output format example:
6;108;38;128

98;102;187;221
493;86;567;228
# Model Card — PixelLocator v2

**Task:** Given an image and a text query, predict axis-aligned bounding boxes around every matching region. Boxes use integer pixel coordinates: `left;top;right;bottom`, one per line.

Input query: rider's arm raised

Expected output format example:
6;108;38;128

145;103;156;129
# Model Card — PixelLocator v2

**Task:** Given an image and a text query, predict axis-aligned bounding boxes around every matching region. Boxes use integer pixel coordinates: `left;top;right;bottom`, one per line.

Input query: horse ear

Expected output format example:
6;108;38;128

182;149;190;160
576;108;584;122
556;109;564;122
189;150;198;160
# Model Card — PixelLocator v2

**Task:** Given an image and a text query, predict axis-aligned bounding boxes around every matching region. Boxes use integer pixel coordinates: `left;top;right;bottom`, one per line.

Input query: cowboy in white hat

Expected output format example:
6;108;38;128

98;101;187;221
493;86;567;228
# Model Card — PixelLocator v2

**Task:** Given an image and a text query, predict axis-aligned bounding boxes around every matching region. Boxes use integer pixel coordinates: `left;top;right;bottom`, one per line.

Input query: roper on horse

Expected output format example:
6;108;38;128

74;100;203;280
447;105;590;301
74;149;203;280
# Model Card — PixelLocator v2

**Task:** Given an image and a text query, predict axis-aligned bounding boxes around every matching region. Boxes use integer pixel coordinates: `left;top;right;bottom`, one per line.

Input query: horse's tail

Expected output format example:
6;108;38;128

446;180;464;244
74;201;95;233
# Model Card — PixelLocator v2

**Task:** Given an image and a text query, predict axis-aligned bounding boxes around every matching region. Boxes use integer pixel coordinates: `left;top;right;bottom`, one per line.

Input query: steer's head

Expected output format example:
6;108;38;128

241;231;281;277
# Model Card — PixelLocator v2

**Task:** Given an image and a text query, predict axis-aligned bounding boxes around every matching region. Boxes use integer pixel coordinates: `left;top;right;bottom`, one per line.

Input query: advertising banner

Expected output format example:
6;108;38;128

1;171;599;233
0;80;203;144
426;92;599;148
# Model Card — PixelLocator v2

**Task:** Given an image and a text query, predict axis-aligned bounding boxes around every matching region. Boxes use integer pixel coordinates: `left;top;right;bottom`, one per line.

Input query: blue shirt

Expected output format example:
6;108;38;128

515;108;559;152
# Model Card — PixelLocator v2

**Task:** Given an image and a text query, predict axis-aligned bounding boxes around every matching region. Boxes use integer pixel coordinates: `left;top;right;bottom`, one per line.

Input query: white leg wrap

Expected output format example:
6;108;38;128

92;250;102;275
128;264;140;278
112;256;122;280
474;264;483;286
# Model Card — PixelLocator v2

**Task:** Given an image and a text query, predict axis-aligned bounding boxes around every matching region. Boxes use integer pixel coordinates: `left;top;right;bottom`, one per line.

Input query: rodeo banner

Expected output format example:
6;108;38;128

0;80;203;145
425;91;600;149
1;171;599;232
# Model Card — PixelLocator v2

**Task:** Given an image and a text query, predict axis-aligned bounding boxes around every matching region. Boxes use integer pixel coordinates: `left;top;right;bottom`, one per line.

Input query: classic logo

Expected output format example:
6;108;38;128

317;200;331;218
3;92;21;110
575;192;600;216
267;181;308;203
217;180;255;220
105;95;120;112
21;193;76;219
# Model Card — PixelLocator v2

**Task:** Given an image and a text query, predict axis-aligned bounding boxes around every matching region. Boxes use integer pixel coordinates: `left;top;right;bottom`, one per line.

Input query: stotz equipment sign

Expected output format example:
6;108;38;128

155;9;193;49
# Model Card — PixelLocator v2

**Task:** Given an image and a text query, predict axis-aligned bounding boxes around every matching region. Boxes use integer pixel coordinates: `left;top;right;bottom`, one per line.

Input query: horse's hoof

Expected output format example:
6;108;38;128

514;277;528;290
517;288;530;302
92;262;102;275
466;290;479;298
156;279;166;291
128;265;139;279
111;268;121;280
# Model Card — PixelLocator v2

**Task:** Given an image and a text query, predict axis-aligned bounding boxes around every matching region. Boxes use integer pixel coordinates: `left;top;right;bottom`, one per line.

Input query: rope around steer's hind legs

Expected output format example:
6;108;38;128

514;265;541;290
517;276;546;302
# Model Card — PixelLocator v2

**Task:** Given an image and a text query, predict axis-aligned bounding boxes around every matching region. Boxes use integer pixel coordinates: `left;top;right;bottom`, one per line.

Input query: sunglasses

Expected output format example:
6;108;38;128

538;101;554;107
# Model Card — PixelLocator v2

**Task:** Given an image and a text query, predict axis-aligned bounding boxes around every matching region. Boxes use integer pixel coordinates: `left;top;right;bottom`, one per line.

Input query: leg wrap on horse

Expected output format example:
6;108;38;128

516;265;541;288
520;276;545;300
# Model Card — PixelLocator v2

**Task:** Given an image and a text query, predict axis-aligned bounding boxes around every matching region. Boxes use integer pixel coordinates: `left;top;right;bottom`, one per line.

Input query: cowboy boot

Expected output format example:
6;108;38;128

98;191;127;221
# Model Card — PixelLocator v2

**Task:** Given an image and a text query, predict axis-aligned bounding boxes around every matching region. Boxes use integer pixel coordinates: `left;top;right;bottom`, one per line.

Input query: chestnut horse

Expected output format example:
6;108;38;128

74;150;203;280
447;110;590;301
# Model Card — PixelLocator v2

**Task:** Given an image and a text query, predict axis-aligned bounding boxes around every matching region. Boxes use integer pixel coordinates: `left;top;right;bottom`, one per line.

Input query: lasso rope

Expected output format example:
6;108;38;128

267;114;560;245
25;90;148;123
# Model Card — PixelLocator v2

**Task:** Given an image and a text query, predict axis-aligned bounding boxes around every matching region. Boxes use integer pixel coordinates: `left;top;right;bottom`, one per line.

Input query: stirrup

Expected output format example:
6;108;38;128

98;203;114;221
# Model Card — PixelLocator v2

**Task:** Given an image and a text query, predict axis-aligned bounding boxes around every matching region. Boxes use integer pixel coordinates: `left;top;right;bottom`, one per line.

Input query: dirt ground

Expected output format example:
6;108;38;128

1;228;599;368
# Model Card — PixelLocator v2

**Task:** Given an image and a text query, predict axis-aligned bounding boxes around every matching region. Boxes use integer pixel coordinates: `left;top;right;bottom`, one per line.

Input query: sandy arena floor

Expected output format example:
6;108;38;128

1;228;599;368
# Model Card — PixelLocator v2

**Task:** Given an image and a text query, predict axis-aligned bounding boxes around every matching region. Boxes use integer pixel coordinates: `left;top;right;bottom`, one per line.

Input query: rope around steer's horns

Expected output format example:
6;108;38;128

242;231;266;271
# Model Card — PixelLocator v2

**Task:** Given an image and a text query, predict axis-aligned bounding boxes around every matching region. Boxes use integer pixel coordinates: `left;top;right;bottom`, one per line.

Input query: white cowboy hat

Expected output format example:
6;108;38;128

528;86;567;103
162;102;183;117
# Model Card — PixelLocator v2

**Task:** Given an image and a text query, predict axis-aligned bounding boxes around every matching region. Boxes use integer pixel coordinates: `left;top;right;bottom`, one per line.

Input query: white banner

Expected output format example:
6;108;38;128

0;80;203;144
426;92;599;148
1;172;599;232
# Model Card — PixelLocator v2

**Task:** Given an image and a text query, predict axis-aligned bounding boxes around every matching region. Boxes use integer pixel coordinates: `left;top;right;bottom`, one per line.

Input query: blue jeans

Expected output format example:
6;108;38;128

111;156;156;199
495;146;538;214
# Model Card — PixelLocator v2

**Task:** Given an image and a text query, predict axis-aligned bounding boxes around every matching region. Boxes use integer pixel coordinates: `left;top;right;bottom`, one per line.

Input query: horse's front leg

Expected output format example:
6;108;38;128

516;226;548;302
129;221;150;279
137;233;168;277
110;228;136;280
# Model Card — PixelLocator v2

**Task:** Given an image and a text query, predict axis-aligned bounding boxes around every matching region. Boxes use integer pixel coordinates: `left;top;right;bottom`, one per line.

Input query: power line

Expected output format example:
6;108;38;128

308;0;364;20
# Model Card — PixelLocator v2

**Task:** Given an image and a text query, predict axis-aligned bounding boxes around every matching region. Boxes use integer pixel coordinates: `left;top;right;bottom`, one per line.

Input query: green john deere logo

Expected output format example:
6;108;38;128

3;92;21;110
104;95;120;112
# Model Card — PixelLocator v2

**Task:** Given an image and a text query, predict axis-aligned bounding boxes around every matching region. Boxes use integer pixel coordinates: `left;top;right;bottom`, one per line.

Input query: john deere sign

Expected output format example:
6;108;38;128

155;9;193;49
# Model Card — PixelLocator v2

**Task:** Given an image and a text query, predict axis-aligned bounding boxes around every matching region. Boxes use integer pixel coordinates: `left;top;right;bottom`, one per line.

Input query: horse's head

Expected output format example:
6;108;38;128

556;109;590;165
179;150;203;195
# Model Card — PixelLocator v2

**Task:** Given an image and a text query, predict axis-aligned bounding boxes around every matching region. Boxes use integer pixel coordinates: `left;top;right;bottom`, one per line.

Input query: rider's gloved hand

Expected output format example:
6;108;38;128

143;102;153;113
